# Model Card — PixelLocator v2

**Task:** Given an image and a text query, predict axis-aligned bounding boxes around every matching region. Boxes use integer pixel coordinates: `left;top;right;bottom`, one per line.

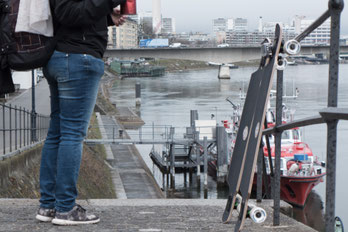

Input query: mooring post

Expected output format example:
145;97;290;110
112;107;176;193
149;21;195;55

135;82;141;106
216;126;229;185
152;122;155;150
170;143;176;189
274;69;283;226
196;141;201;181
325;1;343;231
203;136;208;189
190;110;198;128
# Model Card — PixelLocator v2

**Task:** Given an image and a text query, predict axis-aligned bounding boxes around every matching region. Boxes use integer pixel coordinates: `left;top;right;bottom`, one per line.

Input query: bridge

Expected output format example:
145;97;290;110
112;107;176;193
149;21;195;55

104;45;348;63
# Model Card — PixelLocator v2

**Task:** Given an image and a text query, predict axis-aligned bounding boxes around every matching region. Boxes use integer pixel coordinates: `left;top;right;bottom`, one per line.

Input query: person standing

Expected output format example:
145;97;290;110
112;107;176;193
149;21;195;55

35;0;126;225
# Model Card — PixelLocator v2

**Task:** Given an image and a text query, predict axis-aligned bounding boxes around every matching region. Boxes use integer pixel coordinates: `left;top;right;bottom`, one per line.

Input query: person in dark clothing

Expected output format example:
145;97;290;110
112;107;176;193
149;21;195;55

35;0;126;225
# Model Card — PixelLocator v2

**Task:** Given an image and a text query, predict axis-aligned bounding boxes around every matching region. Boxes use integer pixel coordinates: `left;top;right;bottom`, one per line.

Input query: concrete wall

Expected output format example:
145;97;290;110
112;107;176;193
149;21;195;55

0;143;42;192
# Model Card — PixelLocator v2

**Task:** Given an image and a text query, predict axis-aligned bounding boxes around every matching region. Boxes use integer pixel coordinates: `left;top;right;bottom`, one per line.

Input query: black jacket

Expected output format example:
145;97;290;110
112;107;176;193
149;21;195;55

50;0;126;58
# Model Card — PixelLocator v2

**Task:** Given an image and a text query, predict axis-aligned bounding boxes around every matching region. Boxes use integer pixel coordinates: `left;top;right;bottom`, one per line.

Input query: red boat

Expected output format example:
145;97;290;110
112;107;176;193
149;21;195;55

261;134;326;207
214;117;326;207
212;97;326;207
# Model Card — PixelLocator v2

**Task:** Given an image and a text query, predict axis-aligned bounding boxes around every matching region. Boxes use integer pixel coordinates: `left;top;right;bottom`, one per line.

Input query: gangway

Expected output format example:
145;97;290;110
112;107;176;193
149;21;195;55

86;111;230;189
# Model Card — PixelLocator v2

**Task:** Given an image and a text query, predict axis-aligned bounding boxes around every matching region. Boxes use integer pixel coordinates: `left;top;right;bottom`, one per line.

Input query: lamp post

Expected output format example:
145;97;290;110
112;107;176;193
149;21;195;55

31;69;37;142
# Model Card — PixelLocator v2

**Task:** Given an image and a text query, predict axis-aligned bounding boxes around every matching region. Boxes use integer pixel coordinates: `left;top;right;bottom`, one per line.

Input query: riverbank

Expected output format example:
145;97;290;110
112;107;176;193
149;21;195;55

149;58;263;72
95;71;163;199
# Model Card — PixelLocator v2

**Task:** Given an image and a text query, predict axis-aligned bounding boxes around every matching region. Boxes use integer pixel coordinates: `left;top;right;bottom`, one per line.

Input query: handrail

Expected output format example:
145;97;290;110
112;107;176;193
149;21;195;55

0;103;49;158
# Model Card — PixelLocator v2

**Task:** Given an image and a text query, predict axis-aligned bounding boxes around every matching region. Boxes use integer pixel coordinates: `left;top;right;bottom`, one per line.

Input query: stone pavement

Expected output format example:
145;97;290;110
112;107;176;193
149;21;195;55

0;199;315;232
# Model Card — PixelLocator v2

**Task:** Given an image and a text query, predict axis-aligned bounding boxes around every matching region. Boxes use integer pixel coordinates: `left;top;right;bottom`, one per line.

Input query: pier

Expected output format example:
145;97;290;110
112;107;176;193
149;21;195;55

86;109;230;189
0;199;315;232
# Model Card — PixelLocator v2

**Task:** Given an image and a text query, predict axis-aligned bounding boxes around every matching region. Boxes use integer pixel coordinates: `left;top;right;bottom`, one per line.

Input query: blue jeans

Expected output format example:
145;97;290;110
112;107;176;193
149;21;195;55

39;51;104;212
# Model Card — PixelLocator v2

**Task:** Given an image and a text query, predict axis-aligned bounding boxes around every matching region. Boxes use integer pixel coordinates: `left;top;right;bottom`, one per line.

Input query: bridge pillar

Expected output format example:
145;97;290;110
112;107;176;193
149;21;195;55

218;65;230;79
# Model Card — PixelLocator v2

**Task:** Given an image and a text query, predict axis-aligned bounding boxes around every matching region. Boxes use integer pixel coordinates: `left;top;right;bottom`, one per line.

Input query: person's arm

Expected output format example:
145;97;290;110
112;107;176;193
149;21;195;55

53;0;126;27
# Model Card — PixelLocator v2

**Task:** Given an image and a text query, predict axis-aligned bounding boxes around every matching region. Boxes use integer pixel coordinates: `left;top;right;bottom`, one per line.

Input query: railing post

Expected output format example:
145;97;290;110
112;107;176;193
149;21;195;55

15;105;17;150
2;104;5;155
325;1;344;231
274;69;283;226
203;136;208;190
9;104;12;152
170;144;175;189
27;109;30;145
19;107;22;148
256;146;263;203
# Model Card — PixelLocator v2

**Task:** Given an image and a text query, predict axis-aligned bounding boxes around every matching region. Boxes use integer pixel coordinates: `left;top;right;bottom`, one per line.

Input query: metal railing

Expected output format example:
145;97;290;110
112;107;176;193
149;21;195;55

85;123;216;145
0;103;50;159
260;1;345;230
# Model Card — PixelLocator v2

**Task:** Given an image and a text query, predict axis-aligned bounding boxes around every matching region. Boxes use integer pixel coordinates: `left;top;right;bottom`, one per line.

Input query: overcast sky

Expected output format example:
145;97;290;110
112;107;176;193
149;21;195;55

137;0;348;35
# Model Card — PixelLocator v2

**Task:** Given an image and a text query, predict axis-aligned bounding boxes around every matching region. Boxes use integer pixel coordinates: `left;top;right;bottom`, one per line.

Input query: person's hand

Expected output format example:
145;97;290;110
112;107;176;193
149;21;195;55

110;9;126;26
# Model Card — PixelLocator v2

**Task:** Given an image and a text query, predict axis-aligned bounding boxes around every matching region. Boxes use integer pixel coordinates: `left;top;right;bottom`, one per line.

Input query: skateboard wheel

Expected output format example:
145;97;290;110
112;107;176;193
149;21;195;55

284;40;301;55
249;207;267;223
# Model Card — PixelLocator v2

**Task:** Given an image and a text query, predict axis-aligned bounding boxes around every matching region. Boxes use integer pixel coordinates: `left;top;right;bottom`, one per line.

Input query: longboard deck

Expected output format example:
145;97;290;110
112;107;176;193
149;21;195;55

222;63;264;223
222;36;278;224
234;24;283;232
222;24;283;228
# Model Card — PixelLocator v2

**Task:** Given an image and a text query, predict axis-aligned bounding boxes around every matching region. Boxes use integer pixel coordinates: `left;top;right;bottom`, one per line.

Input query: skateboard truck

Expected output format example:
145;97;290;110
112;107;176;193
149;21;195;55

260;38;272;57
277;54;287;71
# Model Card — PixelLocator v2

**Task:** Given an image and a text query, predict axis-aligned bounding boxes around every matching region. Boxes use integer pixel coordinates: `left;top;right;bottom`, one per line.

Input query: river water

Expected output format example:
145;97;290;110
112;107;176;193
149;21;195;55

109;64;348;231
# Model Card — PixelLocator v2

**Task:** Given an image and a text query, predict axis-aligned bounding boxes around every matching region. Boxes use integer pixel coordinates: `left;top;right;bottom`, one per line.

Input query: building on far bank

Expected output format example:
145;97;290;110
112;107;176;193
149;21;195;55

212;18;227;33
234;18;248;31
189;32;209;42
162;18;176;35
107;18;138;49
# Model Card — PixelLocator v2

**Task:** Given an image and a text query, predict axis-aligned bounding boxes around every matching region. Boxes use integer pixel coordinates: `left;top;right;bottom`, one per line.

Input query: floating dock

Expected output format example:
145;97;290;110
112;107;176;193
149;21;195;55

110;60;165;77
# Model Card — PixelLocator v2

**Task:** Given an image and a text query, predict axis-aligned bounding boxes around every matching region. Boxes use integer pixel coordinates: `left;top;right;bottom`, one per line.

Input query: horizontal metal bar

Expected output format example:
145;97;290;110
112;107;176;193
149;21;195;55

319;107;348;120
84;138;216;145
262;115;325;135
263;108;348;136
295;10;330;42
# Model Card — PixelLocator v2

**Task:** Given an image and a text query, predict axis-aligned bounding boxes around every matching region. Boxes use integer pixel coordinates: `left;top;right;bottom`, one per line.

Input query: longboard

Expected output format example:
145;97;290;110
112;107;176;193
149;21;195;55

222;24;283;228
234;24;283;232
222;56;264;223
